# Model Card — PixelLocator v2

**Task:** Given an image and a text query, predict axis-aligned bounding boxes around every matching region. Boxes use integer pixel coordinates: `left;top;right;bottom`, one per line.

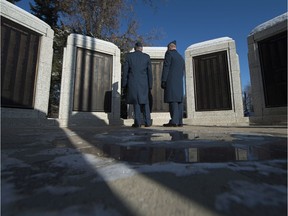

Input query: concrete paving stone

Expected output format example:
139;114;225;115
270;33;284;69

1;125;287;216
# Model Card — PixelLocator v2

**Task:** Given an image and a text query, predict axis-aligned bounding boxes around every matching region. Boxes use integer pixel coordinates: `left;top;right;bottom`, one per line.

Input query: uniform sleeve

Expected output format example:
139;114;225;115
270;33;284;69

147;57;153;89
161;51;171;82
122;55;129;88
183;58;186;75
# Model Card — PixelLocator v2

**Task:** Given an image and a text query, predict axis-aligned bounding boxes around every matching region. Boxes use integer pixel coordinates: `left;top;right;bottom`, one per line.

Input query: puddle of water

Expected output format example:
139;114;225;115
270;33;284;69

92;131;287;164
100;142;287;164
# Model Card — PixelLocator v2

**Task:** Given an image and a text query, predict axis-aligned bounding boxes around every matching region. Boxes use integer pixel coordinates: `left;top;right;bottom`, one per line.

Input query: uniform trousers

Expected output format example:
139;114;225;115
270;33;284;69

134;103;151;126
169;102;183;125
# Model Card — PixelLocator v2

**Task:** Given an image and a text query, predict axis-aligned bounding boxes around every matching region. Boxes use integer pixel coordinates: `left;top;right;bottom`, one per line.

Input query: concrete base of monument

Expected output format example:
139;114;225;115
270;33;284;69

124;112;171;126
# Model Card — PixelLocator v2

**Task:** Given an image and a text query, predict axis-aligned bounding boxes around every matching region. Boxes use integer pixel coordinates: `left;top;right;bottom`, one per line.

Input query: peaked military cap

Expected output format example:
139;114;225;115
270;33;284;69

167;40;176;47
135;41;143;47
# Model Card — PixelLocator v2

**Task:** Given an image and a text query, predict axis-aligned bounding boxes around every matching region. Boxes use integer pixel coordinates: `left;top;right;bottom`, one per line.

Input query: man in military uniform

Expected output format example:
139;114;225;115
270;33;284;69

122;42;153;127
161;40;185;127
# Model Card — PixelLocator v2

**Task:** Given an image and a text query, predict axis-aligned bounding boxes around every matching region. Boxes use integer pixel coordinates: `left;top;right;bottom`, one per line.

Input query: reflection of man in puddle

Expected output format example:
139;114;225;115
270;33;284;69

170;132;199;163
169;131;186;141
122;42;153;128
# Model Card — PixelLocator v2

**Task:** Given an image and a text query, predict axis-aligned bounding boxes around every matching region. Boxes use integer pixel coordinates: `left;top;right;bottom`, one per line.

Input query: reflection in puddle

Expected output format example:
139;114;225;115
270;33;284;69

94;131;287;164
101;143;287;164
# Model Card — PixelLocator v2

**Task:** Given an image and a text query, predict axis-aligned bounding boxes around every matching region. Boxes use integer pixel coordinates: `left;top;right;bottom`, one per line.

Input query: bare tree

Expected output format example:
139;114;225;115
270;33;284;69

58;0;163;53
30;0;59;28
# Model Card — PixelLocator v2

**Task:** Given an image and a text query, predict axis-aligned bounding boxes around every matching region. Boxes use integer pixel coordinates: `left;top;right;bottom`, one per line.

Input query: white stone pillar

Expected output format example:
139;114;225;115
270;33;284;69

1;0;54;127
185;37;248;126
143;47;170;125
58;34;122;127
247;13;287;125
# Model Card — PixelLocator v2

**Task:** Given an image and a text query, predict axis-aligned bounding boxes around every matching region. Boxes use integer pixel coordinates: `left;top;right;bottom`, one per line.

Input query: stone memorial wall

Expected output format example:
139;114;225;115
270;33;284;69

247;13;287;125
185;37;248;126
2;0;267;128
58;34;122;127
1;0;54;127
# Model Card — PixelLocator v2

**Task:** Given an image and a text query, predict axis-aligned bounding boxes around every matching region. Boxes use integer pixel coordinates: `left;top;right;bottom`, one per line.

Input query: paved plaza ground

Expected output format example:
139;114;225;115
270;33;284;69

1;124;287;216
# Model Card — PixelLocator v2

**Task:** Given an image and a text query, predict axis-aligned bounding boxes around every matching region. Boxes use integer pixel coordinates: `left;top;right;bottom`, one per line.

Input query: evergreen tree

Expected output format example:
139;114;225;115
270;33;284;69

29;0;64;117
30;0;59;28
47;27;70;118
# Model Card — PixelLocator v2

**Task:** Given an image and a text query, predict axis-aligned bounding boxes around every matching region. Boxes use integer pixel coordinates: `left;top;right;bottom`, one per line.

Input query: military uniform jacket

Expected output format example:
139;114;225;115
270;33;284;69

122;50;153;104
161;49;185;103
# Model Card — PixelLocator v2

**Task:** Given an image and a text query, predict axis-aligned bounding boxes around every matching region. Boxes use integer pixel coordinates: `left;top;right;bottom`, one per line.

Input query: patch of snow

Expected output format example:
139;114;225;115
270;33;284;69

48;147;287;182
92;159;287;182
215;180;287;211
1;154;31;170
17;204;121;216
249;13;287;36
36;185;82;195
2;149;286;216
49;153;115;173
1;180;24;205
187;37;232;49
30;173;57;179
27;148;79;156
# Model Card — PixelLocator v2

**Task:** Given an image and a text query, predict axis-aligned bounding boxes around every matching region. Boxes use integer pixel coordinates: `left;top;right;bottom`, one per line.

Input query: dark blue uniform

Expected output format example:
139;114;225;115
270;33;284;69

122;49;153;126
161;49;185;126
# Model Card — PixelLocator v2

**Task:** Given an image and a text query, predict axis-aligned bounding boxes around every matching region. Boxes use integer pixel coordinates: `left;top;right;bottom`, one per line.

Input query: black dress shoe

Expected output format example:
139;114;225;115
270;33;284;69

178;124;183;127
132;124;141;128
145;124;152;127
163;123;177;127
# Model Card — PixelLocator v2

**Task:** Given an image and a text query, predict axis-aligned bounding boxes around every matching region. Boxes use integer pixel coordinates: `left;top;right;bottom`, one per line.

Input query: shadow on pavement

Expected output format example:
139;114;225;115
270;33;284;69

1;112;287;216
